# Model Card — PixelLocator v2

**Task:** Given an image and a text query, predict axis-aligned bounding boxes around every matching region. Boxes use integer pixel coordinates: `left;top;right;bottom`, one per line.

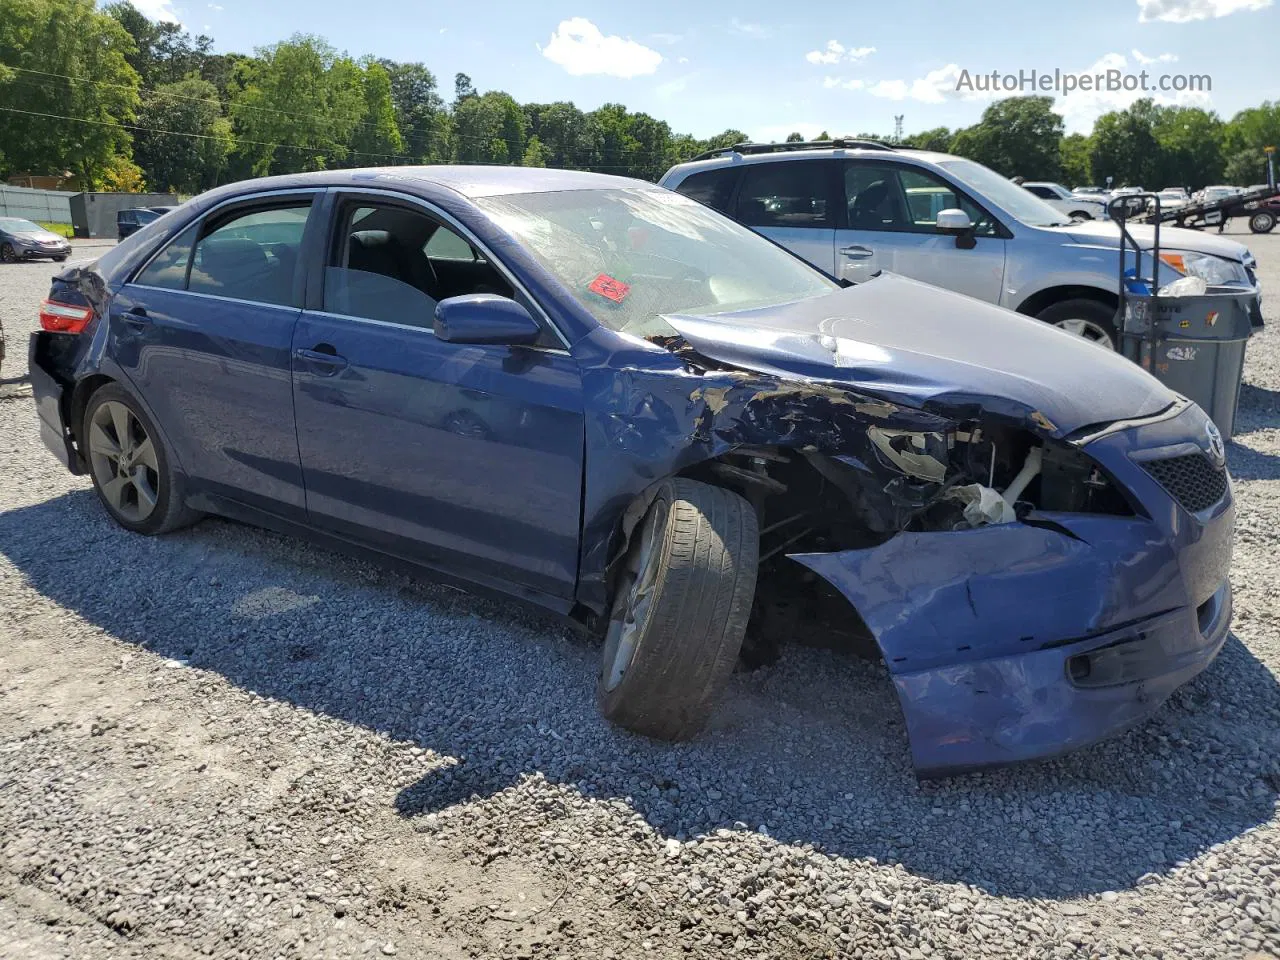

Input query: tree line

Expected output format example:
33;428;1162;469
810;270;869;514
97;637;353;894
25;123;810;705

1;0;1277;195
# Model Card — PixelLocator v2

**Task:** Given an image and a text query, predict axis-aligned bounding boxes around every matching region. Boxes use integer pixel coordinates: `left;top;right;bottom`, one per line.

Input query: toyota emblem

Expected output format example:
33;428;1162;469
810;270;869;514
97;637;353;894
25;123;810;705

1205;420;1226;467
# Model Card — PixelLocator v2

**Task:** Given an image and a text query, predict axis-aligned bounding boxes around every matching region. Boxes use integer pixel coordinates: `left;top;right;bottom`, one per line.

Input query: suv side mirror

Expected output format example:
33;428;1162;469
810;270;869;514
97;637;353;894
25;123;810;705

434;294;542;346
935;208;977;249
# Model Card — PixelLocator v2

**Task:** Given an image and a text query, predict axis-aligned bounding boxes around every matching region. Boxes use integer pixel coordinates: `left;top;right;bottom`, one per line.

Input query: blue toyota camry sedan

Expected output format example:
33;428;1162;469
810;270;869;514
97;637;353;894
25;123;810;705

29;167;1234;775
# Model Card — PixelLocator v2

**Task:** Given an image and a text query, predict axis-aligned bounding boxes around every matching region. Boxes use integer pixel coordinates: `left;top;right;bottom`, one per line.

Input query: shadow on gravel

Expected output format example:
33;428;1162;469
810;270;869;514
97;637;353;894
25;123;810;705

3;489;1279;901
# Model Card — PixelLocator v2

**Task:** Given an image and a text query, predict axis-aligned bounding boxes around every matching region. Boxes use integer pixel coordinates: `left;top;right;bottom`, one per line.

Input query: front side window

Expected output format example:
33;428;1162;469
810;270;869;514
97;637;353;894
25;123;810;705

323;202;513;328
844;162;998;237
186;203;311;306
477;187;838;339
897;167;997;236
735;162;832;228
936;157;1071;227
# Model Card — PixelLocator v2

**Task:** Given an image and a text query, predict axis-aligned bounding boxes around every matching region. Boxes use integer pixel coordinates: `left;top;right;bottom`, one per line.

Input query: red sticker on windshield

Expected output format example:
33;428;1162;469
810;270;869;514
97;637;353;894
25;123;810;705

589;273;631;303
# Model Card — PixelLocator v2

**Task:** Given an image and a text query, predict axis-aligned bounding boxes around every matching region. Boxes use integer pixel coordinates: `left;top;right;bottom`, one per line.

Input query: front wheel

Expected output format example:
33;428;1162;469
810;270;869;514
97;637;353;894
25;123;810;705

1250;211;1276;234
1070;211;1094;221
1036;298;1119;351
83;384;201;535
598;478;758;741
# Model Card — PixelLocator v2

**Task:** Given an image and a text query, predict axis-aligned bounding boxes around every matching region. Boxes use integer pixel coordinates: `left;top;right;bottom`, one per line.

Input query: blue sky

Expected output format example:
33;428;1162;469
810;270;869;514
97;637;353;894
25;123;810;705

148;0;1279;138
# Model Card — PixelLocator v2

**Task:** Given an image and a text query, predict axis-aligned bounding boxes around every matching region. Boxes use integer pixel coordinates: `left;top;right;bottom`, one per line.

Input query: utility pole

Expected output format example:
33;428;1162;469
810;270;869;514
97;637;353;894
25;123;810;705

893;115;904;143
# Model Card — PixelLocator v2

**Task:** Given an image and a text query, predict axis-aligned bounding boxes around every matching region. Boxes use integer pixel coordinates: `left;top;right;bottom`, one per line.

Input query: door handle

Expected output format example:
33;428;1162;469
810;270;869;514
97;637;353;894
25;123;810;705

294;344;349;374
840;245;875;260
119;307;150;327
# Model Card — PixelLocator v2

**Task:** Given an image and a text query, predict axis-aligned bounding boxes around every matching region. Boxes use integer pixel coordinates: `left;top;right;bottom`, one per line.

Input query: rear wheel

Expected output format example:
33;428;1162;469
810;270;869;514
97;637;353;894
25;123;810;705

0;243;16;263
598;478;758;741
83;384;200;535
1036;298;1119;351
1250;211;1276;234
1070;210;1094;221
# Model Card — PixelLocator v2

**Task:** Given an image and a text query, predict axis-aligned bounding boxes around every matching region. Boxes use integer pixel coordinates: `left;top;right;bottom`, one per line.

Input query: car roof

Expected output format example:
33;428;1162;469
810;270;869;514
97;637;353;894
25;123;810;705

202;166;651;203
662;147;960;184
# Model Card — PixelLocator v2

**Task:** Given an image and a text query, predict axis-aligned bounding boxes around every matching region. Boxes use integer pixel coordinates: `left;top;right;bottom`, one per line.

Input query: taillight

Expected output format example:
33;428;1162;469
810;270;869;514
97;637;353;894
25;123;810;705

38;299;94;333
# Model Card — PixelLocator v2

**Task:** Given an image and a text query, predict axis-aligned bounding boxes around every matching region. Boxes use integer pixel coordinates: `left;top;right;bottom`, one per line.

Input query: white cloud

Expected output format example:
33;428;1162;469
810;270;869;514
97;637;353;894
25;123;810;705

1136;0;1271;20
650;32;685;44
677;56;689;64
540;18;663;78
656;73;696;98
806;41;876;65
131;0;181;22
1055;51;1212;132
1132;48;1179;64
862;64;967;104
824;76;866;90
730;17;771;38
806;40;845;65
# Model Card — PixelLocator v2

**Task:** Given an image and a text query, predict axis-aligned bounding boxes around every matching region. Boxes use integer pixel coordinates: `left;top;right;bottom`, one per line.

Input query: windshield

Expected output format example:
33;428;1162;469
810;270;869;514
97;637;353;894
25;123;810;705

936;159;1070;226
1046;183;1074;198
476;187;838;338
0;217;44;233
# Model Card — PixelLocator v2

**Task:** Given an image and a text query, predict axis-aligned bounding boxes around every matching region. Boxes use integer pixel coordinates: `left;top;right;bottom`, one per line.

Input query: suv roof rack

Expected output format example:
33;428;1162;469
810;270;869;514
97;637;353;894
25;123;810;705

688;138;896;163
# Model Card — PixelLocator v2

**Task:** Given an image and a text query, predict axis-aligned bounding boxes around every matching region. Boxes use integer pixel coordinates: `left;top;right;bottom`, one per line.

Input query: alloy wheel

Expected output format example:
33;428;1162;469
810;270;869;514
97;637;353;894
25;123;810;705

1053;317;1116;350
87;400;161;524
0;244;15;263
601;500;668;693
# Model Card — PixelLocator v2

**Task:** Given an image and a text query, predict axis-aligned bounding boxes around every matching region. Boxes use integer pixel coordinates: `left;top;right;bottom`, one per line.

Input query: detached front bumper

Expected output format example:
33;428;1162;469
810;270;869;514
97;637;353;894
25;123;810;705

792;403;1235;777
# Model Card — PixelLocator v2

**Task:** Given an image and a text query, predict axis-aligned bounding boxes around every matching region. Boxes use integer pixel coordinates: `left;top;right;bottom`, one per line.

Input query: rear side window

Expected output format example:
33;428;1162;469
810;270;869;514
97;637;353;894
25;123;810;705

672;168;738;214
134;223;198;290
187;204;310;307
735;162;833;228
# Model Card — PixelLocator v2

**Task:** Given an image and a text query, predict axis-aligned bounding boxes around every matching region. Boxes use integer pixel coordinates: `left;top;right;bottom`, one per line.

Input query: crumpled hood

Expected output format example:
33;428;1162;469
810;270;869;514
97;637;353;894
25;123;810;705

1063;219;1252;262
663;273;1175;438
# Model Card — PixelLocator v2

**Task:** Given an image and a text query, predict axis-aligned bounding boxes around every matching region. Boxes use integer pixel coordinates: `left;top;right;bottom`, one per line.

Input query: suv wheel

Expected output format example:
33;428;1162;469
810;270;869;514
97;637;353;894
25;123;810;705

1250;211;1276;234
1036;298;1118;351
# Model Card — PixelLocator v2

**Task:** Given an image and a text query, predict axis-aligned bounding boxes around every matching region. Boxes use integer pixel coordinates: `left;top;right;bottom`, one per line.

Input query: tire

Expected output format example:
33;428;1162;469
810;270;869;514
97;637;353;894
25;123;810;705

54;255;68;262
598;478;758;741
1070;210;1094;221
1036;297;1119;351
0;243;16;263
82;383;201;535
1250;211;1276;234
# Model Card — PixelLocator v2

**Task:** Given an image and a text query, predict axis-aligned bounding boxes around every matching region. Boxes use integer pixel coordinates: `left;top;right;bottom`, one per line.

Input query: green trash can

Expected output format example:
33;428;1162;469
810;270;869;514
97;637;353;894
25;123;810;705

1121;288;1254;437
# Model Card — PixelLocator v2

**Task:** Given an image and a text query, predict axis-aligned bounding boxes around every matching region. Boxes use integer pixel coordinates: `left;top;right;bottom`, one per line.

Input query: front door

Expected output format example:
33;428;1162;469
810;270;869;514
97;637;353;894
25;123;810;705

291;194;585;601
110;196;317;517
835;161;1007;302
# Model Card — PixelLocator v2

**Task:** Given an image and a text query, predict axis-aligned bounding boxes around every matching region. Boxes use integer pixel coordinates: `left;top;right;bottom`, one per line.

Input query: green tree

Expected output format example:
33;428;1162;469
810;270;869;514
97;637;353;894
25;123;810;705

785;131;804;142
453;72;476;108
1221;102;1280;184
526;101;600;169
453;90;525;164
133;77;233;192
1060;133;1093;187
378;59;448;161
107;2;214;88
950;97;1063;179
229;35;365;175
903;127;952;152
522;135;548;167
1153;106;1223;189
0;0;140;185
1090;99;1162;188
350;59;403;162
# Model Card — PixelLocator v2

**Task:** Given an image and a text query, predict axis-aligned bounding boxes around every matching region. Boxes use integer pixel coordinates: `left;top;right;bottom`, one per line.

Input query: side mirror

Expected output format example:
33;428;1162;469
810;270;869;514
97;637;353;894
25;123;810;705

434;294;542;346
935;208;973;234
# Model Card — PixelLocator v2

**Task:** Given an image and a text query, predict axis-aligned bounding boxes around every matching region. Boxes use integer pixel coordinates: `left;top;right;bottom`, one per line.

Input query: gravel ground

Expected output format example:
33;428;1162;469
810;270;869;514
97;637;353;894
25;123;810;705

2;229;1279;960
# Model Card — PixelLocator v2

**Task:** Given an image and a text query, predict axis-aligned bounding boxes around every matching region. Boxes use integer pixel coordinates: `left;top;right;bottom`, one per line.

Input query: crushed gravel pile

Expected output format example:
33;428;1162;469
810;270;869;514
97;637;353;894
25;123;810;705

1;233;1279;959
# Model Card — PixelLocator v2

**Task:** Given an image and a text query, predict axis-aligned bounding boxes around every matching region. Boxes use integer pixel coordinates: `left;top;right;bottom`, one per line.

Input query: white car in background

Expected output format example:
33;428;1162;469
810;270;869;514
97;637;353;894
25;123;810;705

1157;188;1189;210
1200;185;1238;204
1022;182;1109;220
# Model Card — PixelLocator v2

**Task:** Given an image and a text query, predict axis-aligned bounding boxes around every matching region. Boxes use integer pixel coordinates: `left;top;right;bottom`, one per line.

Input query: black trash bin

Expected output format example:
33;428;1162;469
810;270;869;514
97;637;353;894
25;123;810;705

1111;193;1255;437
1121;290;1254;437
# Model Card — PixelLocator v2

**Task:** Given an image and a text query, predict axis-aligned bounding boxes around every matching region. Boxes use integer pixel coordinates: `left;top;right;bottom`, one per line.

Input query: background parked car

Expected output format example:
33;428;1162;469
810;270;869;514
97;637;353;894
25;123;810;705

116;207;174;240
0;217;71;263
1022;182;1108;220
660;141;1262;350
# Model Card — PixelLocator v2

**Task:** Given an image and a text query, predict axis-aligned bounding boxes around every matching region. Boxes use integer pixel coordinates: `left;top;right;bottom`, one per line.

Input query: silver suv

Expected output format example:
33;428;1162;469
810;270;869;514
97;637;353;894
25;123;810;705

659;140;1263;350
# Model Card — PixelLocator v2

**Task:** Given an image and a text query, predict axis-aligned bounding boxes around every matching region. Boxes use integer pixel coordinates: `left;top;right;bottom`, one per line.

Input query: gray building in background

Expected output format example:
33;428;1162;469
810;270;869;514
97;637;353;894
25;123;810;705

70;192;178;239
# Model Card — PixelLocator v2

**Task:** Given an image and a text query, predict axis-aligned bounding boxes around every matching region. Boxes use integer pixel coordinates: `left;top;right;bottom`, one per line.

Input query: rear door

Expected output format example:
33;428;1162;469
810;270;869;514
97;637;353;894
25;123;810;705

110;192;318;518
731;160;838;274
834;160;1007;302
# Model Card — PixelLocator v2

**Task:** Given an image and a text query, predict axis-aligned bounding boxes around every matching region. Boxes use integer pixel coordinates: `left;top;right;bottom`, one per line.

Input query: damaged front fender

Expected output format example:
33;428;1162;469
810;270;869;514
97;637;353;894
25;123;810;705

791;512;1232;776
